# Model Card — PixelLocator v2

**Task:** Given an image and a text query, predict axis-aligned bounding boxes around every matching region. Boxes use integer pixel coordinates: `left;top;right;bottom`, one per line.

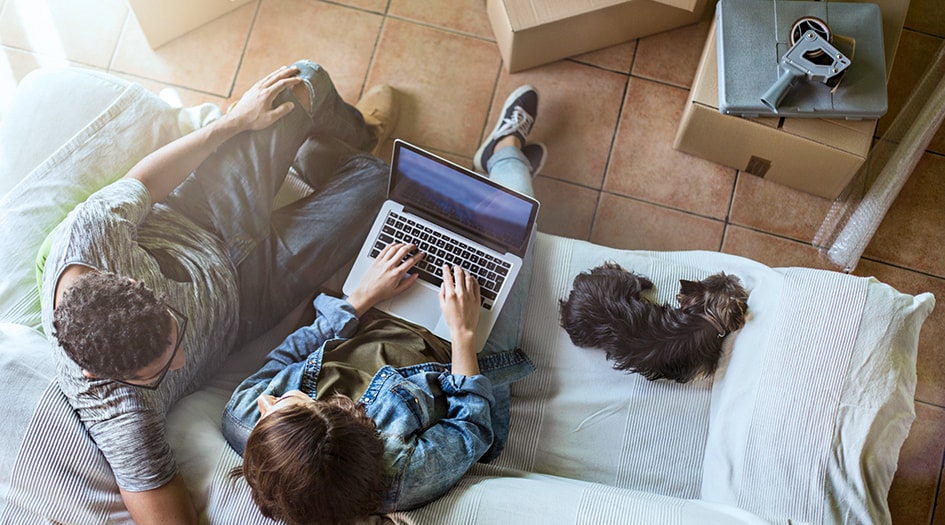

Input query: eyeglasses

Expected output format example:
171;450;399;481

113;304;188;390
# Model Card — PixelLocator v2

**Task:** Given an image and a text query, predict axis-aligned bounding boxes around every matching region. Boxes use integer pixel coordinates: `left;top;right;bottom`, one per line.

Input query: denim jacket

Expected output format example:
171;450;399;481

222;294;535;511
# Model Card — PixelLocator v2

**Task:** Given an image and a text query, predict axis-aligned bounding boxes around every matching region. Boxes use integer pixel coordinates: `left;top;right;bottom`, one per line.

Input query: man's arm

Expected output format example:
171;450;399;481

123;65;303;204
119;473;198;525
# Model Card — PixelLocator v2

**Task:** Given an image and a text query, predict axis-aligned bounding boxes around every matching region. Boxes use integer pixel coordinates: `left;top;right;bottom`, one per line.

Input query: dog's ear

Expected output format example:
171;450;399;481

678;279;703;296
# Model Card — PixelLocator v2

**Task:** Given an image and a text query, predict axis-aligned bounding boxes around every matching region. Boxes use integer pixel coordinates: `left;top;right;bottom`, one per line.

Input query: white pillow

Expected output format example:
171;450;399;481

0;67;181;330
500;234;778;499
702;269;934;524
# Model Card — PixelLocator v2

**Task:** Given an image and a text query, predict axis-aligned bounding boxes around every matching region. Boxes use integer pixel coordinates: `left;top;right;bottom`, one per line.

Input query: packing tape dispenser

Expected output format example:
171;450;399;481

761;16;853;111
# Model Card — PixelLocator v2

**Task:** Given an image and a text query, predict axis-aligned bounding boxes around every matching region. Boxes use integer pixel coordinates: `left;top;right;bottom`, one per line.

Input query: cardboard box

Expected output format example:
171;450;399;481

487;0;709;73
674;22;876;199
673;0;909;200
128;0;255;49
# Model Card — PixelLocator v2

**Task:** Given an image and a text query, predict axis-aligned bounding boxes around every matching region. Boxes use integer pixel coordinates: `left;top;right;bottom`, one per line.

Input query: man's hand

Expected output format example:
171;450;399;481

223;65;303;132
440;264;481;376
345;243;423;316
124;65;303;204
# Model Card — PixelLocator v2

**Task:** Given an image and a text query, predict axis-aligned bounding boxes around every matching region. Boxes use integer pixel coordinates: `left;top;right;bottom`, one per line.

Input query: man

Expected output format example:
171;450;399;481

39;61;396;524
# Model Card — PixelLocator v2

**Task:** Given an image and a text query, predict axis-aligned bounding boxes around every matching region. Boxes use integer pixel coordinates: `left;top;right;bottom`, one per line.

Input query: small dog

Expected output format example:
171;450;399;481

558;263;749;383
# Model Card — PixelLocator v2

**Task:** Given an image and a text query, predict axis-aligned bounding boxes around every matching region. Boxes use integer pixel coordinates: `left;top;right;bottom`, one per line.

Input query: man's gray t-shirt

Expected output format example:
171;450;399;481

39;178;239;492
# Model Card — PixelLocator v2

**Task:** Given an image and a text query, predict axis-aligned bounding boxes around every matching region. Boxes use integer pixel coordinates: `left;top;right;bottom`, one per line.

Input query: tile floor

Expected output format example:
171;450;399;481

0;0;942;522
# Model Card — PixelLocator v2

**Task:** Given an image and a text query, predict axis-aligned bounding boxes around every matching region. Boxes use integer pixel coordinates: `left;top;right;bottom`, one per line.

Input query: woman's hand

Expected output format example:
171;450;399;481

223;65;303;132
439;264;480;341
346;243;423;316
440;264;481;375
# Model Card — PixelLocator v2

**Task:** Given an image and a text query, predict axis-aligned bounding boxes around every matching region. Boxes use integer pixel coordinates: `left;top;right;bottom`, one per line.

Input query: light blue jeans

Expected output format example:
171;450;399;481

481;144;535;356
478;144;537;461
164;60;388;346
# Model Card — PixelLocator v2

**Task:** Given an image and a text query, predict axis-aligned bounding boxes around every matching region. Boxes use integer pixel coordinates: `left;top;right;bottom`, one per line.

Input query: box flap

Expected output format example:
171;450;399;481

502;0;699;30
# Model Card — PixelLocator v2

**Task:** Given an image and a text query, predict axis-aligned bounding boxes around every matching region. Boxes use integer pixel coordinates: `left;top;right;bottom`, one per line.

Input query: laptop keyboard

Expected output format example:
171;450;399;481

369;211;511;310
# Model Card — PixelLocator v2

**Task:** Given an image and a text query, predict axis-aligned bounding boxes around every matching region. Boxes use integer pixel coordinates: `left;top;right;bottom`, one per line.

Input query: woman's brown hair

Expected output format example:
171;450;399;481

231;395;387;525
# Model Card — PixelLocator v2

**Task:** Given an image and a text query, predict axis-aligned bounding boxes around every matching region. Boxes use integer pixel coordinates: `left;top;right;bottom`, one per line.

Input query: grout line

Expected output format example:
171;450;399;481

565;57;632;77
586;190;603;243
227;0;264;100
357;5;389;101
932;480;942;525
855;256;945;281
318;0;389;17
903;28;945;41
926;398;945;525
916;399;945;411
381;14;496;44
105;9;131;72
719;170;741;251
587;60;634;242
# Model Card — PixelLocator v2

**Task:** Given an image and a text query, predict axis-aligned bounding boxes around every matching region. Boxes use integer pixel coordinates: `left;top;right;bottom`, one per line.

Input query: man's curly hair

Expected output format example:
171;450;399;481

232;395;388;525
53;271;172;379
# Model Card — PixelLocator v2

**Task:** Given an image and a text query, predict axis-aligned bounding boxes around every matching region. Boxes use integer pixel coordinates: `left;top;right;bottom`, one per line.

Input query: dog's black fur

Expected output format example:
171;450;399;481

558;263;749;383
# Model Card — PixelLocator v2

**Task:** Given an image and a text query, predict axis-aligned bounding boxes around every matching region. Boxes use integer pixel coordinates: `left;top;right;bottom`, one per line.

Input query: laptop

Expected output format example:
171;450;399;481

343;139;540;351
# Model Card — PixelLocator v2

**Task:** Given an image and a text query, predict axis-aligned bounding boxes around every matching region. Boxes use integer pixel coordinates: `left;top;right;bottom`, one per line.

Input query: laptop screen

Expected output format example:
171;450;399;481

390;141;538;257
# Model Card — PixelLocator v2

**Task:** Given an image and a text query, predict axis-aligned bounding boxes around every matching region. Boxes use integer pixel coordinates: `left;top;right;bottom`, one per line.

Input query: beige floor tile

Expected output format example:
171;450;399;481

111;1;255;96
591;192;724;251
570;40;637;74
388;0;494;40
887;402;945;525
605;77;735;219
729;172;834;242
863;153;945;276
721;225;836;269
533;177;599;240
632;20;710;89
854;260;945;407
490;60;626;190
365;18;500;156
233;0;382;104
0;0;127;69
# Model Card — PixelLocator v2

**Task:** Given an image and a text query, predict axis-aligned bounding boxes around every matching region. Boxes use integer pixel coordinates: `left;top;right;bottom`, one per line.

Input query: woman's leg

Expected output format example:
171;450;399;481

480;145;535;356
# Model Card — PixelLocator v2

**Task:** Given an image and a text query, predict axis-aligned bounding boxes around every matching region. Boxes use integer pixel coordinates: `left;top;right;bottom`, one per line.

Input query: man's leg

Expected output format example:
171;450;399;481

163;61;375;267
233;137;389;344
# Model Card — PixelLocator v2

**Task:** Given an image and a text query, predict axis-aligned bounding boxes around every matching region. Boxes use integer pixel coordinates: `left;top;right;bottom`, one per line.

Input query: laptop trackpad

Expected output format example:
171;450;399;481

387;284;442;331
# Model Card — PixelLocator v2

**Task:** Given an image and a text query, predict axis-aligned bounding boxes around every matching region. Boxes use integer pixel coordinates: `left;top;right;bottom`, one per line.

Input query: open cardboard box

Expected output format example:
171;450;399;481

673;0;910;199
487;0;709;73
